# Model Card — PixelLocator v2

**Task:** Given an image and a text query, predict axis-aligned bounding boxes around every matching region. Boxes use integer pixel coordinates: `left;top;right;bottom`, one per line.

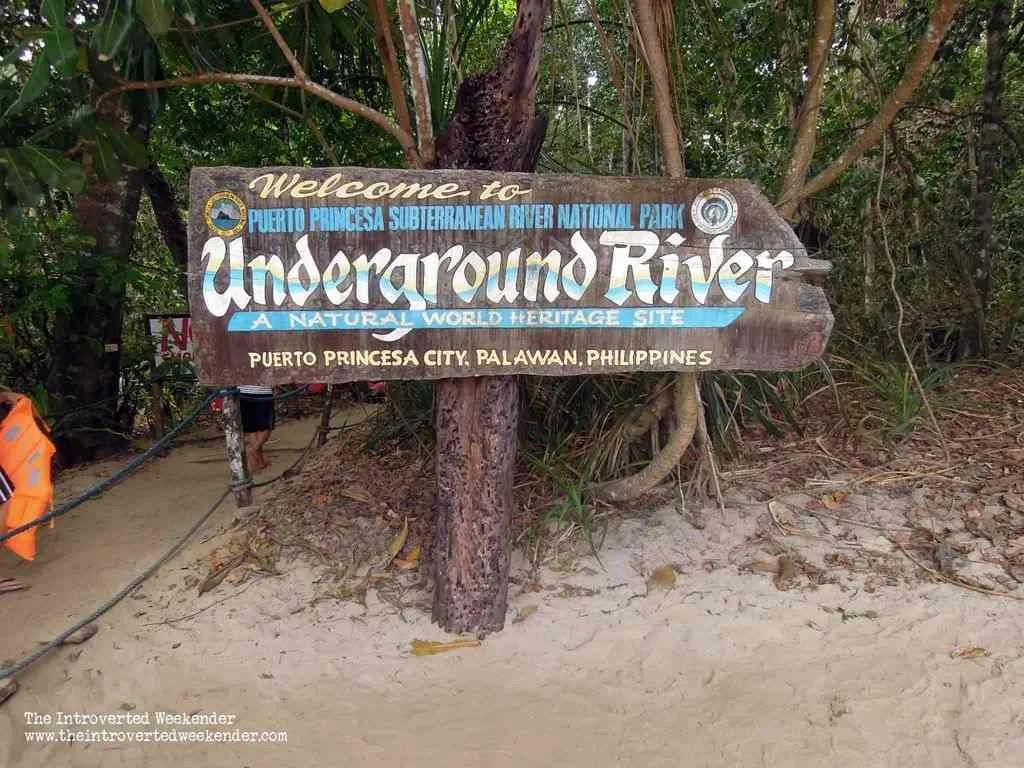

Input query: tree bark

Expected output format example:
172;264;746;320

777;0;836;220
143;165;189;296
46;92;147;462
369;0;416;166
961;0;1011;357
781;0;962;209
432;377;520;632
430;0;551;635
589;0;700;504
631;0;684;177
396;0;435;163
590;375;699;503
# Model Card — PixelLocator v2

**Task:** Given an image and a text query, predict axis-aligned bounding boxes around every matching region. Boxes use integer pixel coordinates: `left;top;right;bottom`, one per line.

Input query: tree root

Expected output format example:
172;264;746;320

589;373;699;503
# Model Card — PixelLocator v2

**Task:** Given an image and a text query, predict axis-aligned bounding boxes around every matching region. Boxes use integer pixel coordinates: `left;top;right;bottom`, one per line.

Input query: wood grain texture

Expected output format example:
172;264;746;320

431;376;519;632
188;167;833;385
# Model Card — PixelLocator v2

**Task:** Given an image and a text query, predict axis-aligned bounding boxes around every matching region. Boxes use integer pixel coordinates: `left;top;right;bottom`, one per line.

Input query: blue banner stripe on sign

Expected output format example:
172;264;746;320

225;307;745;332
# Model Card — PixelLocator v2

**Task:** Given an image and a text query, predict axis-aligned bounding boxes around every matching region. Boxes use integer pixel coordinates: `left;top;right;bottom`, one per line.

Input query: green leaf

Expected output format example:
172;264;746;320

92;5;134;61
0;150;43;202
312;4;334;61
1;43;31;69
43;28;78;76
332;11;357;47
93;134;121;179
177;0;197;26
21;146;85;192
96;123;149;168
4;54;51;118
41;0;65;27
41;0;75;76
138;0;174;37
317;0;353;13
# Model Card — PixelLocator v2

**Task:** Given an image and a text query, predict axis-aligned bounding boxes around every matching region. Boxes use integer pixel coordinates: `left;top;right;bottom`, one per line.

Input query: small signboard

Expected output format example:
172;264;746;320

146;313;193;368
188;167;832;385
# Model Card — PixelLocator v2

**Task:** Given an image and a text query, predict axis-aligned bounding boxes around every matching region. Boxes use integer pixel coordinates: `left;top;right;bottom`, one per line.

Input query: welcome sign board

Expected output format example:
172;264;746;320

188;167;833;385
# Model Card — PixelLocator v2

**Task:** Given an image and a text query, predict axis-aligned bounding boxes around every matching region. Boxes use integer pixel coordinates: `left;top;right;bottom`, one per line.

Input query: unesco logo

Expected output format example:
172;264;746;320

691;188;738;235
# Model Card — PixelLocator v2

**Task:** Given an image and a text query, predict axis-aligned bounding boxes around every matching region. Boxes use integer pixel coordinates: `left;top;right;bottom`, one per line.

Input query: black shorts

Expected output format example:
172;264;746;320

239;394;275;433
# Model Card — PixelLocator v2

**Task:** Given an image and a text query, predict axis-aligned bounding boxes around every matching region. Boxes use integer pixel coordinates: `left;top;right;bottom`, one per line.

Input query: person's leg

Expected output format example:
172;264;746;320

257;399;275;469
239;394;273;471
253;429;271;470
244;432;261;471
239;395;259;470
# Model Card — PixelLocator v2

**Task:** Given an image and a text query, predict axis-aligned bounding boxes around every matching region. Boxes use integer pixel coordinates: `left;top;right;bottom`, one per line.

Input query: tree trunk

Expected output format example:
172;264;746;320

144;165;189;297
777;0;836;220
961;0;1010;357
588;0;701;504
429;0;551;635
589;375;699;503
432;377;520;632
47;95;147;463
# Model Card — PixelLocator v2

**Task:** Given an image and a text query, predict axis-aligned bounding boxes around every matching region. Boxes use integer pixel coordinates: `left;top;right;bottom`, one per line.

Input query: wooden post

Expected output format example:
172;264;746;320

316;384;335;447
429;0;551;634
432;377;519;632
150;380;165;438
221;392;252;507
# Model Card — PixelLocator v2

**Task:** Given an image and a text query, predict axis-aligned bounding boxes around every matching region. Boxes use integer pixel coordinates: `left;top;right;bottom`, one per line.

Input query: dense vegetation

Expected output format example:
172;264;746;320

0;0;1020;472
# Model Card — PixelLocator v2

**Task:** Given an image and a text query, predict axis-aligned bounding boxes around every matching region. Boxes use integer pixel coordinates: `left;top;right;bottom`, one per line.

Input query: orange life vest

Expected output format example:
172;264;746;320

0;394;56;560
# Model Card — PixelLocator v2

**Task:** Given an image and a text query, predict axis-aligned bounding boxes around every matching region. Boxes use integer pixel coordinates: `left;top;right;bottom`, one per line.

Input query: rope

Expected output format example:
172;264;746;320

0;488;231;681
0;388;232;545
268;385;311;402
0;399;340;682
0;385;323;545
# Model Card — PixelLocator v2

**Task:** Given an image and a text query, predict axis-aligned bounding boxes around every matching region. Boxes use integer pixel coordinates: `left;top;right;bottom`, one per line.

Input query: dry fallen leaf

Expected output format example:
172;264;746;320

60;624;99;646
952;646;990;659
1003;492;1024;513
0;680;19;706
646;565;677;593
774;556;797;591
746;559;779;575
821;491;849;510
392;545;421;571
410;638;481;656
513;605;537;623
381;517;409;568
340;487;372;504
768;500;793;525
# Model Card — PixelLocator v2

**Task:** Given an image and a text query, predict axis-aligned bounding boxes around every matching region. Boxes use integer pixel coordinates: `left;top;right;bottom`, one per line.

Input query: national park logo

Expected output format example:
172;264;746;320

205;191;247;237
691;188;738;235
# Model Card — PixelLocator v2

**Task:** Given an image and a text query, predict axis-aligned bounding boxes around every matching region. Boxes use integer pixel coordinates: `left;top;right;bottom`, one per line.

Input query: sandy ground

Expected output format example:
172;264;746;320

2;412;1023;767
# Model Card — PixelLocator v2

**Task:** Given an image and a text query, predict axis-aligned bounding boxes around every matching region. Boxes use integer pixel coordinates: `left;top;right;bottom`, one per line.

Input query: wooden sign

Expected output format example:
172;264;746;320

188;167;832;385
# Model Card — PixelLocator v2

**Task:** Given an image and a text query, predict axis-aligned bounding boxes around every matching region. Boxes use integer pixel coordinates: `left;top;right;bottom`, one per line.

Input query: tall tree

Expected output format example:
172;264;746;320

961;0;1013;356
46;80;150;460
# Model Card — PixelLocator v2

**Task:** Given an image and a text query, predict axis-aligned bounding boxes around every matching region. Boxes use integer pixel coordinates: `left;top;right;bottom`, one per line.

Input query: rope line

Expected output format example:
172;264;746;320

0;488;231;681
0;392;339;682
0;388;229;545
0;386;320;544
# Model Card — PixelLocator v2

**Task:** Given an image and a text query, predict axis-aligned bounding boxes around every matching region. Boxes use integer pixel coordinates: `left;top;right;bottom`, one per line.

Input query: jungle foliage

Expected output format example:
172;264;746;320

0;0;1021;469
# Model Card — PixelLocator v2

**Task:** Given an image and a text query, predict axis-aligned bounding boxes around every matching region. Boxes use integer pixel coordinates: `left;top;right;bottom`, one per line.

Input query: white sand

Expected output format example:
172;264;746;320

2;415;1022;767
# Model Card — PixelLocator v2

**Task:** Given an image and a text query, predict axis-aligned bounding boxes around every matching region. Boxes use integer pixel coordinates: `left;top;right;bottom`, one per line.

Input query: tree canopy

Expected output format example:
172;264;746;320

0;0;1021;463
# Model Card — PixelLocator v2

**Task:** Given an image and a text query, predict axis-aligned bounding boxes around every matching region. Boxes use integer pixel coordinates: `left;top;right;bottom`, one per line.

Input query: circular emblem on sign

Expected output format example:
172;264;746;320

691;188;738;235
205;191;247;237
